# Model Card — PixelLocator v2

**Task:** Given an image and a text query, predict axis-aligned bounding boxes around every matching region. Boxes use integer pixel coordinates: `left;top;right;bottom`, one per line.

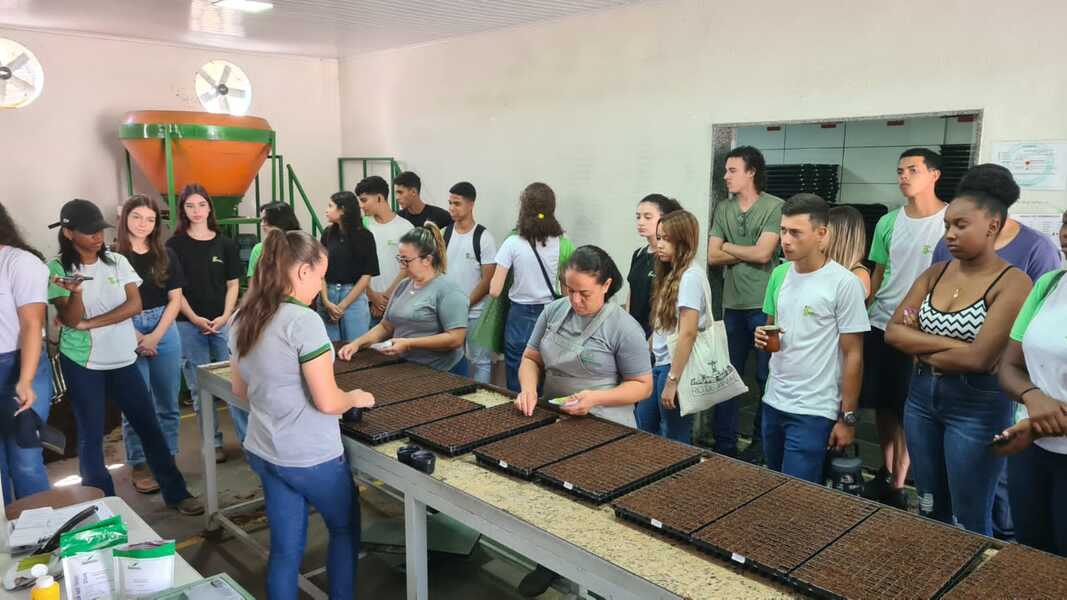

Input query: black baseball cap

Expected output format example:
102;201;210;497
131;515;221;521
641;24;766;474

48;199;112;234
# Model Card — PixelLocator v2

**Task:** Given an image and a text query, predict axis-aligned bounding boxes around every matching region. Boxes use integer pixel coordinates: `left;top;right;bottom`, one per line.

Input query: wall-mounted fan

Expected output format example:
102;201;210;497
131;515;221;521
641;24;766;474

195;60;252;116
0;38;44;109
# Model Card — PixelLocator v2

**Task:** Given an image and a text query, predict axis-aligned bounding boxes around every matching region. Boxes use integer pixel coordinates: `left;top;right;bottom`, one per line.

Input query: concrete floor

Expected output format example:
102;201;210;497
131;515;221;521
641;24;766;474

43;398;567;599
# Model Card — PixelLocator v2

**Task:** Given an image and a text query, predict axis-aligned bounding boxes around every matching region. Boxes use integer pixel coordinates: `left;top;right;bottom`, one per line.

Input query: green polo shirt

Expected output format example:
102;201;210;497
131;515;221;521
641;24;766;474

709;192;784;310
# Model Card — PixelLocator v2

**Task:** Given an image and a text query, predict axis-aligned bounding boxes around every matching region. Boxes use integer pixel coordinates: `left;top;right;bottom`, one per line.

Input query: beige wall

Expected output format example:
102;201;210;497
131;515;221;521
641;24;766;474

337;0;1067;268
0;27;341;254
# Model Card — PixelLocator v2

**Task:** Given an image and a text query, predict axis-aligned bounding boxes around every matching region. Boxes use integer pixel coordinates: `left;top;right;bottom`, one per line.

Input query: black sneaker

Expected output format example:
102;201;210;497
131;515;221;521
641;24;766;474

518;565;558;597
861;467;890;501
885;488;910;511
738;441;764;465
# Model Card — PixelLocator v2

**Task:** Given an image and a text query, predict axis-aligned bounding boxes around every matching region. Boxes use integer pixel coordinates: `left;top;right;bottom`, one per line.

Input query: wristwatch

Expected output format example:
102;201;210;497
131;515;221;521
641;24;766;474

667;373;679;384
839;410;858;426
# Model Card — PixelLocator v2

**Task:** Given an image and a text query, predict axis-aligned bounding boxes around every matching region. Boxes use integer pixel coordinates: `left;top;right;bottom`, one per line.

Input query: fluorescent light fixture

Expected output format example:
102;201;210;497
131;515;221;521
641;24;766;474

213;0;273;13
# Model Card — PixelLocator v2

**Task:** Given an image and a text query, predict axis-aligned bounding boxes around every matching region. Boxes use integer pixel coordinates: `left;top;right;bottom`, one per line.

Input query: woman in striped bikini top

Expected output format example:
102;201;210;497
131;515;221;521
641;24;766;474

917;262;1015;344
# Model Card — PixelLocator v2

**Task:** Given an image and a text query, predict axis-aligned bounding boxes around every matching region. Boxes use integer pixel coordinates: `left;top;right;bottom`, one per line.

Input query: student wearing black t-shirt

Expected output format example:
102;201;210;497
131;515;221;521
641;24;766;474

395;171;452;228
166;184;247;464
320;191;380;341
627;194;682;337
117;196;185;494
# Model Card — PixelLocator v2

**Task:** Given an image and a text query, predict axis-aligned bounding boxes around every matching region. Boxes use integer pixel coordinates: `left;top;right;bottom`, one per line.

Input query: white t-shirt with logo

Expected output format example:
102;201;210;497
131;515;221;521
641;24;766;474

0;246;49;353
495;235;561;305
762;260;871;421
867;206;947;330
365;214;414;293
444;225;498;320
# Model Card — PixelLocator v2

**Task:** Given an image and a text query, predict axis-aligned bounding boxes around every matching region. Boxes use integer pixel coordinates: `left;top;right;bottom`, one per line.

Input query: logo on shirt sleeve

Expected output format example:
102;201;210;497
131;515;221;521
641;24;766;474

212;256;224;264
803;305;815;317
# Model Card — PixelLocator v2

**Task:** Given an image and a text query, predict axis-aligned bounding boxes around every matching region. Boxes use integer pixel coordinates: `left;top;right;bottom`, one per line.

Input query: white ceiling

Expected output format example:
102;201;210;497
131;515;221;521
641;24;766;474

0;0;647;58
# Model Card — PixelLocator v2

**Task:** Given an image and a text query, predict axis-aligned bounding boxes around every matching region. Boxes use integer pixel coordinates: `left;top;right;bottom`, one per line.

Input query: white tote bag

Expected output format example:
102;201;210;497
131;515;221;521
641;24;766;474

666;275;749;416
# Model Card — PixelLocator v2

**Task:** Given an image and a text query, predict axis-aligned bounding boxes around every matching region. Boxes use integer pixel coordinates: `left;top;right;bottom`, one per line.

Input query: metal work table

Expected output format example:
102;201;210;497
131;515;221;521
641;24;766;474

197;363;789;600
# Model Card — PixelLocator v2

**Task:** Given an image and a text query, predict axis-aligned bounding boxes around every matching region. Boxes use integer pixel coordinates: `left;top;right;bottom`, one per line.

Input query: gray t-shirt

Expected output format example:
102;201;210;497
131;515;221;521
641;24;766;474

527;298;651;379
384;275;470;371
229;299;340;468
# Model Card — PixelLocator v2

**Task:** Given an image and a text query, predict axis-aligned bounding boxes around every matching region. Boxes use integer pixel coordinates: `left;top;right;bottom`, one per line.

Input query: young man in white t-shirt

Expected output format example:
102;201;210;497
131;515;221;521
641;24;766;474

756;194;870;484
443;182;497;383
356;176;414;326
862;148;947;507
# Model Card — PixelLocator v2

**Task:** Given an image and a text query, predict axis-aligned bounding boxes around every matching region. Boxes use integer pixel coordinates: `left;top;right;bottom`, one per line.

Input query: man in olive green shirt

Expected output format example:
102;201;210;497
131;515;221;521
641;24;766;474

708;145;783;461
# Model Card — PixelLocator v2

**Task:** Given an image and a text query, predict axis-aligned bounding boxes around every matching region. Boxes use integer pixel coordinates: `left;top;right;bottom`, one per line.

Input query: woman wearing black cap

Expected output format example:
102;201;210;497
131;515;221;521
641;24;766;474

47;199;203;515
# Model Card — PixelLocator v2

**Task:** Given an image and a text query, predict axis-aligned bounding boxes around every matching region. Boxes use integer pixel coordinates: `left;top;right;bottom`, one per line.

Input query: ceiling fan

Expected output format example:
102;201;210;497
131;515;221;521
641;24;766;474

195;59;252;115
0;38;44;109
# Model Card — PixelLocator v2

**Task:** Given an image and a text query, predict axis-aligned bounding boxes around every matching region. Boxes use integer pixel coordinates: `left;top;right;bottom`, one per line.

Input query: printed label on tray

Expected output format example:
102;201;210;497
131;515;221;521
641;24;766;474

731;553;746;565
650;519;663;529
563;481;574;490
499;460;508;469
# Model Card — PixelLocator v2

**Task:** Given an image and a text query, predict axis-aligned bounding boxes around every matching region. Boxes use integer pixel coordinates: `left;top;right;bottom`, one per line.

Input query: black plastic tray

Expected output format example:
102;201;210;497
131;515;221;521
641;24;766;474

538;455;700;504
331;345;400;375
339;393;483;445
407;404;557;457
472;416;634;479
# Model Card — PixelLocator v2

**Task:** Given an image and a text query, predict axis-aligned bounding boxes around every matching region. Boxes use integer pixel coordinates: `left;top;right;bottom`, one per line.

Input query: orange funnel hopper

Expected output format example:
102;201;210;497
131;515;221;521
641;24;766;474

120;110;273;198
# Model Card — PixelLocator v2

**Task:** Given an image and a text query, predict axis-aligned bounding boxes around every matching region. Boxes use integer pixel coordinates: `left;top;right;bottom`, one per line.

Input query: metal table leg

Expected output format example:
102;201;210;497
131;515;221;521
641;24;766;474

201;387;218;531
404;494;429;600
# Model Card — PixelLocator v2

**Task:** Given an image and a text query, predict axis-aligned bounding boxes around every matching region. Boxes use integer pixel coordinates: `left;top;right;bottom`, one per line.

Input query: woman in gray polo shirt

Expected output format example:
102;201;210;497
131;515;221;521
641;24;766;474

229;230;375;600
339;223;470;374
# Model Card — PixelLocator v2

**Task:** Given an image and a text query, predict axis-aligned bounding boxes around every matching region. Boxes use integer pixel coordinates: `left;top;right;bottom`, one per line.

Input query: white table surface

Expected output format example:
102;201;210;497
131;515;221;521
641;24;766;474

0;496;202;599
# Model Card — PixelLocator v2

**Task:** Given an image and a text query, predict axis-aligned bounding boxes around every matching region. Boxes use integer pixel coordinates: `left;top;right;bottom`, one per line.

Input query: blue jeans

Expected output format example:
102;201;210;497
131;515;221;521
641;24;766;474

634;364;694;443
178;321;248;449
722;308;771;455
0;347;52;503
123;307;182;466
904;369;1012;535
504;302;546;392
59;355;192;506
761;403;835;483
247;452;360;599
449;356;469;377
1008;443;1067;556
321;283;371;343
466;314;492;384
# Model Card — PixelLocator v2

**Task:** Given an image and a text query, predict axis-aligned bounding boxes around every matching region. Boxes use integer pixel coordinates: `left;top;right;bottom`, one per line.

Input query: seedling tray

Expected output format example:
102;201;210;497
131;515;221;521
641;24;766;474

535;432;703;504
407;403;557;456
336;363;476;407
340;393;483;445
473;416;634;479
691;480;878;583
941;543;1067;600
331;345;400;375
791;509;988;600
613;455;788;540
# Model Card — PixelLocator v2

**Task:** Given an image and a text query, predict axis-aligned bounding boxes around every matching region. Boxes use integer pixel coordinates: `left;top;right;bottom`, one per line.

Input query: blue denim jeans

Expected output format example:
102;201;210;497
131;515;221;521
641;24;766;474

761;403;835;483
177;320;248;449
0;347;52;503
320;283;371;343
123;307;182;466
634;364;694;443
504;302;546;392
466;314;492;384
1008;443;1067;556
247;452;360;599
59;355;192;506
722;308;771;455
904;369;1012;535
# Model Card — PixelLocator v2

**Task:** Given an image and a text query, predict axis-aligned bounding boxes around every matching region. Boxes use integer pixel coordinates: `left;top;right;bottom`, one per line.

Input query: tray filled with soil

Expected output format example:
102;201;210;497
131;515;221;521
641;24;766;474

336;362;476;407
340;393;483;445
691;480;878;582
407;403;557;456
791;508;988;600
941;543;1067;600
534;432;703;504
473;416;634;479
331;344;400;375
613;455;788;539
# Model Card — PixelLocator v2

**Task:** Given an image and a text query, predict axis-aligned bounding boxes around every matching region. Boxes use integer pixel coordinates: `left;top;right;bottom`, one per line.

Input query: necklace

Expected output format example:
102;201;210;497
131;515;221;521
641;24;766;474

952;288;960;300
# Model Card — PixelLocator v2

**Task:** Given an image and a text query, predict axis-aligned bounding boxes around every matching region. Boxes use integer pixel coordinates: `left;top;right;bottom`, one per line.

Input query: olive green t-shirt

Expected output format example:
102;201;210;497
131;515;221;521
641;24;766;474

709;192;784;310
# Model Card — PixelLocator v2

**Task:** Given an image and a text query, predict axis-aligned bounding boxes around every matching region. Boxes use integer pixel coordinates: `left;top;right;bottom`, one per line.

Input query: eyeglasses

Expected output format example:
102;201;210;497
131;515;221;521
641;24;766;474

396;254;428;266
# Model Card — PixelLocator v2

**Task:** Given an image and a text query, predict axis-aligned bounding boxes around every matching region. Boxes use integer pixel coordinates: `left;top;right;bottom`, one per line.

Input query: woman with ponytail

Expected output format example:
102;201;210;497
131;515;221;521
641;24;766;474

229;229;374;599
635;210;707;443
339;223;470;374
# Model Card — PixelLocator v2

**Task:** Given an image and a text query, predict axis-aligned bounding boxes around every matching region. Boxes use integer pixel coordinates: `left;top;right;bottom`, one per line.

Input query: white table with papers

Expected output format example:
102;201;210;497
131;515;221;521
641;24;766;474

0;496;201;599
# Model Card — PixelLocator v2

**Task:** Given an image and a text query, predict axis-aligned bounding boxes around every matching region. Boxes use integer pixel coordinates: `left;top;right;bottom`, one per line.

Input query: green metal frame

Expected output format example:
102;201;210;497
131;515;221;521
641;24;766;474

337;156;402;210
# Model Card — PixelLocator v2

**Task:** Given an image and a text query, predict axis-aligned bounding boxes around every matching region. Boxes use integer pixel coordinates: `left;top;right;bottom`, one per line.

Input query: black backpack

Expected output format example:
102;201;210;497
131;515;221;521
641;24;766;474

443;224;487;263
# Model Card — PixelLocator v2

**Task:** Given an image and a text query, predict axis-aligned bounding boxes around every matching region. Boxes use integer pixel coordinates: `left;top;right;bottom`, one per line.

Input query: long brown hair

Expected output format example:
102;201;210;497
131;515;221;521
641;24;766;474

399;223;448;273
175;183;219;236
825;206;867;271
650;210;699;332
117;195;169;287
234;230;325;356
0;202;43;260
516;182;563;245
